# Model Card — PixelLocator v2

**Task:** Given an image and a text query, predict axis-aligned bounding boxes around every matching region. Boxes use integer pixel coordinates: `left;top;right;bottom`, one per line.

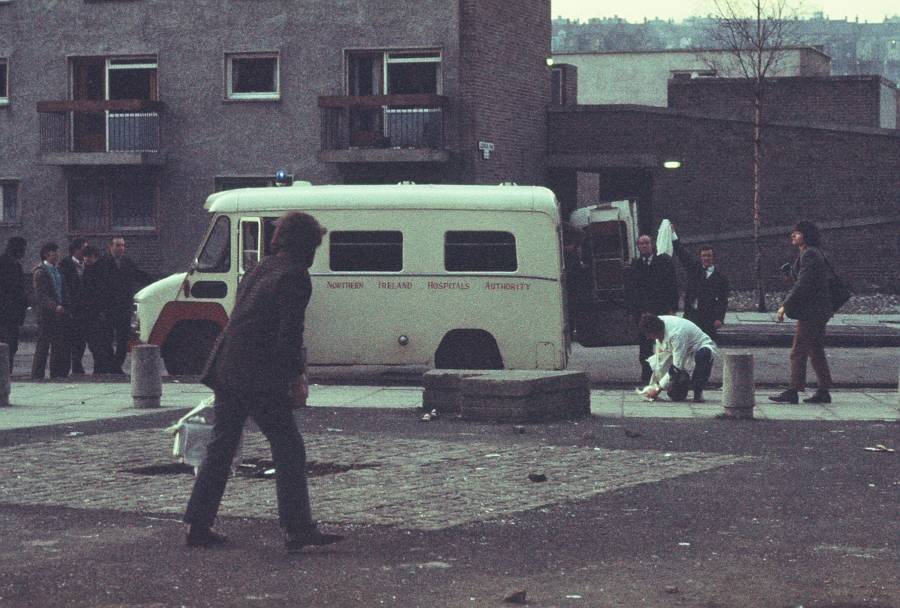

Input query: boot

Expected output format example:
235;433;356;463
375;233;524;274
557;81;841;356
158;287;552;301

768;389;799;404
803;389;831;404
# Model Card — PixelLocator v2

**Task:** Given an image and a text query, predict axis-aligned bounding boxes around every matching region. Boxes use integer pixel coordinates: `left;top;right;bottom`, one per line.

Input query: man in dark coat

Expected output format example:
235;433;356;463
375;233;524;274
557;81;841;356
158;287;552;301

58;237;88;374
98;236;150;373
673;237;729;343
0;237;28;372
183;211;344;554
625;234;679;383
31;242;69;379
770;221;834;405
80;245;116;374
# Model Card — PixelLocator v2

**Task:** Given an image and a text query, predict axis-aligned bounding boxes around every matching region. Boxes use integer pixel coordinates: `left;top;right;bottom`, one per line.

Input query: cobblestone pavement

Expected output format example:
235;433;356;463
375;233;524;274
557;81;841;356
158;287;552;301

0;428;749;530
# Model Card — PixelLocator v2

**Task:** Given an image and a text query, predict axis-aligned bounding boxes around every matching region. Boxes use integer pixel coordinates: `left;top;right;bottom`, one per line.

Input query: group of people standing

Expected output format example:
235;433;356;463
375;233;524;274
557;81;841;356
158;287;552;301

622;221;834;405
0;235;148;379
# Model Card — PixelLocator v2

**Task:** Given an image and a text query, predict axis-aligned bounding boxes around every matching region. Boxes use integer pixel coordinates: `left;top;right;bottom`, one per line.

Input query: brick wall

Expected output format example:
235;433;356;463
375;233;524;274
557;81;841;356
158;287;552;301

548;106;900;292
668;76;891;130
458;0;550;186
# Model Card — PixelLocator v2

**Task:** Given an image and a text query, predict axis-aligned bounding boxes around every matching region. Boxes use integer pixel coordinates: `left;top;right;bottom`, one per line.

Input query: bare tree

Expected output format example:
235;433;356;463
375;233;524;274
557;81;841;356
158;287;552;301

703;0;800;312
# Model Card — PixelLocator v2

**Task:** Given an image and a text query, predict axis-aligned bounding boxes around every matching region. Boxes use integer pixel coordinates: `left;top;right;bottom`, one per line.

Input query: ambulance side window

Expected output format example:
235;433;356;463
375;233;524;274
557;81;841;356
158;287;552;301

330;231;403;271
445;231;517;272
196;216;231;273
241;220;260;273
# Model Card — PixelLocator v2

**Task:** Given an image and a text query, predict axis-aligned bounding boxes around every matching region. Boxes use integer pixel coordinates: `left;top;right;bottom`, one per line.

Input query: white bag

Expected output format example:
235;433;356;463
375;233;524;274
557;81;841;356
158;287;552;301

167;396;243;473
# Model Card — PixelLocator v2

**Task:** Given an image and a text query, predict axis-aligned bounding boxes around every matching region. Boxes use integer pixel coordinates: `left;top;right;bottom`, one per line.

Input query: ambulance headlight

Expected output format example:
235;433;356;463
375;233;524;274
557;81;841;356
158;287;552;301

131;304;141;334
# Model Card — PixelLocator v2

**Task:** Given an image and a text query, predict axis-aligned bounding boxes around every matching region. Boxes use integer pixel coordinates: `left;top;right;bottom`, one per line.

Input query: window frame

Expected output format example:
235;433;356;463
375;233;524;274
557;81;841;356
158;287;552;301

0;57;8;106
444;230;518;273
0;179;20;224
225;52;281;101
195;215;232;274
67;173;159;235
329;230;404;272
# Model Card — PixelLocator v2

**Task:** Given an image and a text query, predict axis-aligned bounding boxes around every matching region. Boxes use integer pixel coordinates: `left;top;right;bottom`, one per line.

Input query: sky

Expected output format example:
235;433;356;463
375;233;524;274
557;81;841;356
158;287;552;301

552;0;900;24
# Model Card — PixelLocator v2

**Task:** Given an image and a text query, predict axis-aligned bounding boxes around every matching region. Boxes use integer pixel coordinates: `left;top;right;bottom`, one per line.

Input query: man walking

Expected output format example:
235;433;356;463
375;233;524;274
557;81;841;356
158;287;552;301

625;234;679;383
183;211;344;554
0;237;28;373
672;237;729;343
59;237;88;374
31;242;69;380
99;237;149;373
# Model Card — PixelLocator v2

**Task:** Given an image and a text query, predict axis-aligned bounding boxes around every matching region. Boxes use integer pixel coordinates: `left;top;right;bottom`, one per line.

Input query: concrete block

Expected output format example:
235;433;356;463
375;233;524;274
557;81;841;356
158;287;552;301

422;369;487;413
722;353;755;420
459;370;590;423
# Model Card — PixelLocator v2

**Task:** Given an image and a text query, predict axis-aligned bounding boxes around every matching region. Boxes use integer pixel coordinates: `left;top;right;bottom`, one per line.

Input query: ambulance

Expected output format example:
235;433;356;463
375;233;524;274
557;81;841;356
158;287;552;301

133;183;569;375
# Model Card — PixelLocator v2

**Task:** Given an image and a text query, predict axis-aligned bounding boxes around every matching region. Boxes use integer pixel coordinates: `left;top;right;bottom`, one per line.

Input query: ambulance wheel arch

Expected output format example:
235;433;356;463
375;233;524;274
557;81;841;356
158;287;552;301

150;302;228;376
433;329;503;370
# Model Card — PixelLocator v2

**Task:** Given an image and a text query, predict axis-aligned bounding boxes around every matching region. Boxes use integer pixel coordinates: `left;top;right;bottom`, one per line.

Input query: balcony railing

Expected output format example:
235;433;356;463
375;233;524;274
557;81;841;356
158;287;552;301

319;94;448;152
37;100;164;155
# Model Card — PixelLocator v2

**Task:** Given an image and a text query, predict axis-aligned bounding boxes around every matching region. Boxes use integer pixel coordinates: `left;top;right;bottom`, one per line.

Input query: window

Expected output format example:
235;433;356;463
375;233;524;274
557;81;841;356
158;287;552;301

330;231;402;271
197;216;231;273
0;58;8;105
551;67;565;106
226;53;279;100
240;219;260;273
0;180;18;223
68;173;157;232
445;231;517;272
214;175;292;192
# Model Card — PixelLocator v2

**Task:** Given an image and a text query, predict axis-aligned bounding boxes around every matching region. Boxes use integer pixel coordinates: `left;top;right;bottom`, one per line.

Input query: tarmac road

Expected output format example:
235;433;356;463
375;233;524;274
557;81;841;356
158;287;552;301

0;407;897;607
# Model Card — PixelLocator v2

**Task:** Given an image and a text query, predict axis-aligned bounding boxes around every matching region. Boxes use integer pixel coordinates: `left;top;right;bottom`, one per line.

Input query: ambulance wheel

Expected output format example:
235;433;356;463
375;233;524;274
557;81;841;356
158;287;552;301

162;322;220;376
434;330;503;370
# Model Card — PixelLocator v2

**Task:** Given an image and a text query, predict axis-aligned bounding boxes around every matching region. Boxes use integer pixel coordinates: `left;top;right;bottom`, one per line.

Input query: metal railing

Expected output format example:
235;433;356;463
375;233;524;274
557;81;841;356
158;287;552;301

319;94;448;151
37;100;164;154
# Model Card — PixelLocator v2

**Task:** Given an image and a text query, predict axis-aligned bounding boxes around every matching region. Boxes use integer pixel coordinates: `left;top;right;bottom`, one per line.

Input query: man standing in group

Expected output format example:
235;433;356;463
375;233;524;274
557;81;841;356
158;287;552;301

59;237;88;374
31;242;69;380
673;237;729;343
99;236;149;374
183;211;344;554
81;245;116;374
625;234;679;384
0;237;28;373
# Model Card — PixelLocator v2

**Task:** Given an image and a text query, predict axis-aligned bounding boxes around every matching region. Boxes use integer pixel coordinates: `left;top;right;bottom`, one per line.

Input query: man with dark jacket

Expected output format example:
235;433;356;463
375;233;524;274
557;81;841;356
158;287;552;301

58;237;88;374
0;237;28;372
31;242;69;380
672;238;729;343
183;211;344;554
98;236;149;373
625;234;679;383
80;245;116;374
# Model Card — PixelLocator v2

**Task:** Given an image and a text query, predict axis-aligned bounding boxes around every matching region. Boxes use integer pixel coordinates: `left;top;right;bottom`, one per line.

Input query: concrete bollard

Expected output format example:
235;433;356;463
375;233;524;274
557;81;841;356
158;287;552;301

0;343;9;407
722;352;755;420
131;345;162;409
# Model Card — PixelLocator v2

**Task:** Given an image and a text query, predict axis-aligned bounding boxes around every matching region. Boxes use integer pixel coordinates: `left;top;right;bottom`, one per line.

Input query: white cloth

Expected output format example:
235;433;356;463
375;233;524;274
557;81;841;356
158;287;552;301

650;315;717;389
656;219;674;257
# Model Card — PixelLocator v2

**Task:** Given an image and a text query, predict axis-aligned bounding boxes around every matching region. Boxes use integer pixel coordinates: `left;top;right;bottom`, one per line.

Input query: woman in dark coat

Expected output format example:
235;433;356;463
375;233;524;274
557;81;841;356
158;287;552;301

769;221;834;404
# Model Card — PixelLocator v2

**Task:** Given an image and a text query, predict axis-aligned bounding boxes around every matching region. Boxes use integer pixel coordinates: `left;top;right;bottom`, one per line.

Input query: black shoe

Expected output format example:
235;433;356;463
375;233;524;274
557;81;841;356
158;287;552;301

285;529;345;554
768;389;799;404
692;392;704;403
803;389;831;404
185;526;229;548
72;367;85;375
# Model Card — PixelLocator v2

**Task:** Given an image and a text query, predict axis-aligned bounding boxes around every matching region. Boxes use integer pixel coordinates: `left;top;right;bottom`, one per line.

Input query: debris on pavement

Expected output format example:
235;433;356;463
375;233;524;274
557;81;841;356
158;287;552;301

421;409;438;421
528;473;547;483
66;431;84;437
664;586;679;594
512;425;526;434
503;589;527;604
863;444;895;453
624;429;642;438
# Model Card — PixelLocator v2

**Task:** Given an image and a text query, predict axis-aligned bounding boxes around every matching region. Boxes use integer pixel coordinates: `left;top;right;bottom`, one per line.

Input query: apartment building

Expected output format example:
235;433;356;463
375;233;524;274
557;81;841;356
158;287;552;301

0;0;551;273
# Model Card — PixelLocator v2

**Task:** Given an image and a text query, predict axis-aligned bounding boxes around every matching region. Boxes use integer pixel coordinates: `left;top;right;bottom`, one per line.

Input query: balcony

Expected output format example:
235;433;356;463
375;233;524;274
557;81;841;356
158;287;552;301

318;94;450;163
37;100;165;166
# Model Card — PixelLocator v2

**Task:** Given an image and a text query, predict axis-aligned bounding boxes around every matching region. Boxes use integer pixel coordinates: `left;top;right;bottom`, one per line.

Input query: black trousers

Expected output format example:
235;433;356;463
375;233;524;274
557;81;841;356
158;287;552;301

638;333;655;383
0;322;20;373
691;347;714;394
109;308;132;370
183;390;314;534
85;316;116;374
66;316;87;374
32;315;69;379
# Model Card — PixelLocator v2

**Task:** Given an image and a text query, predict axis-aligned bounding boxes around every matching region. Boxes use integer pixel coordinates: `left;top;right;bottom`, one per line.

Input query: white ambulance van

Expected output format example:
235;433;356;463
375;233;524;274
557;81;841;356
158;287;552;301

133;183;569;375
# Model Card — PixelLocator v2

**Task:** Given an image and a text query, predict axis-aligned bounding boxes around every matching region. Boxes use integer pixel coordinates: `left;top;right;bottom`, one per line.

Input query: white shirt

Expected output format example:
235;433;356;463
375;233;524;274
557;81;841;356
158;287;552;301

71;256;85;278
705;265;715;279
651;315;718;389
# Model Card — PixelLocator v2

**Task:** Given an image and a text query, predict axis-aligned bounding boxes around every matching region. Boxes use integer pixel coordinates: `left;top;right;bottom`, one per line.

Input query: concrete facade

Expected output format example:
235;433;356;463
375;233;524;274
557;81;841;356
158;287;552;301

0;0;551;275
550;47;831;107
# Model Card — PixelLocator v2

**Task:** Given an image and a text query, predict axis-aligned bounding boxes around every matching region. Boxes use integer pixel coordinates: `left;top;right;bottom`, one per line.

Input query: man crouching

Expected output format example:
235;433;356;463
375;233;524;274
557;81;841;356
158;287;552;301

637;313;717;403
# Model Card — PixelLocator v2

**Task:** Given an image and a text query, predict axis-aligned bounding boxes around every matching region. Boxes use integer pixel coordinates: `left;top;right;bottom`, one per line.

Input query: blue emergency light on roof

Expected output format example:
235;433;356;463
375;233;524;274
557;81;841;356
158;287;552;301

275;169;289;186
